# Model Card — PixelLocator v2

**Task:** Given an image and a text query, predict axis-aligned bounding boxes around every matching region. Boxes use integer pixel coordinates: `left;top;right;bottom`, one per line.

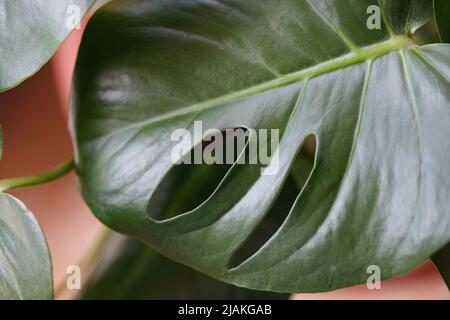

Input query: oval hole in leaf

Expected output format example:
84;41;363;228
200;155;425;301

228;134;316;269
148;128;249;221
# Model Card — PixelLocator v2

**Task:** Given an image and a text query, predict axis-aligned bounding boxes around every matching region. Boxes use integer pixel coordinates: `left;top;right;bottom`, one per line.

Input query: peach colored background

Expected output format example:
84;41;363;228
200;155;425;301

0;14;448;300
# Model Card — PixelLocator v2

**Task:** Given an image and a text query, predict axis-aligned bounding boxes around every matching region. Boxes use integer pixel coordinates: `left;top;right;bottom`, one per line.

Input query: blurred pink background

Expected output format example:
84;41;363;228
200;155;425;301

0;13;448;300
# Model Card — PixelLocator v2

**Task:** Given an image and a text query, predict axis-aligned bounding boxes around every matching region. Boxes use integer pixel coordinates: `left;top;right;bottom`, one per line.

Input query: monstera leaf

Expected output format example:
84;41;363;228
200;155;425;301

434;0;450;43
72;0;450;292
0;129;53;299
0;0;94;92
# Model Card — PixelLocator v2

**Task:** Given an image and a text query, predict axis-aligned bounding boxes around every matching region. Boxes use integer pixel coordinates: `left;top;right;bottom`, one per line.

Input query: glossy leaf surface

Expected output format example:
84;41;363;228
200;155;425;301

72;0;450;292
80;152;311;299
0;0;94;92
0;194;53;299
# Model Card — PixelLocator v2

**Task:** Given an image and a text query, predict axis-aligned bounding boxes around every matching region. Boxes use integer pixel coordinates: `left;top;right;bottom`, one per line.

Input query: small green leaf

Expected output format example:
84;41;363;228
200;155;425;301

0;193;53;299
432;243;450;290
0;0;95;92
434;0;450;42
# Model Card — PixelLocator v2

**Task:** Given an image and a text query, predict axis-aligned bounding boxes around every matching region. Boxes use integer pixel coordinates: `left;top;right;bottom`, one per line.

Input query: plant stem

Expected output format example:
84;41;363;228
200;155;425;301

0;159;75;192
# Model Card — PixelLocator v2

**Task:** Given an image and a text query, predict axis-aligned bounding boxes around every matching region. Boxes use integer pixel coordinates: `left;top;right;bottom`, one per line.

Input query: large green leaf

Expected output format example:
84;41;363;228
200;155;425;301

0;0;94;92
434;0;450;43
72;0;450;292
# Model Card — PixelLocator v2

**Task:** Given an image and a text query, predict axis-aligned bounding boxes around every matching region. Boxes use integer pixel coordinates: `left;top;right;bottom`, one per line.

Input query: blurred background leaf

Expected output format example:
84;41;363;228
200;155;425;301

434;0;450;42
80;233;288;299
432;243;450;289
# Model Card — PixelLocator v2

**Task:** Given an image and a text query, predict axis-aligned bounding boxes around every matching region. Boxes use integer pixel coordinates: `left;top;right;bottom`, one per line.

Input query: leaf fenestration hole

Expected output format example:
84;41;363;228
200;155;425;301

147;128;249;221
228;134;316;269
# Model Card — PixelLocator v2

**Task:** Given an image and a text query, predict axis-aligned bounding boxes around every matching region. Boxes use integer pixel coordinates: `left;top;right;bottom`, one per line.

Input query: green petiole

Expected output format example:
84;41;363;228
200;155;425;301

0;159;75;192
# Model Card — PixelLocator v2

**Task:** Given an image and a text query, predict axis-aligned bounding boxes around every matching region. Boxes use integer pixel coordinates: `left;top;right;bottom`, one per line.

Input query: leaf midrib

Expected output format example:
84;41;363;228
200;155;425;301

83;36;413;147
